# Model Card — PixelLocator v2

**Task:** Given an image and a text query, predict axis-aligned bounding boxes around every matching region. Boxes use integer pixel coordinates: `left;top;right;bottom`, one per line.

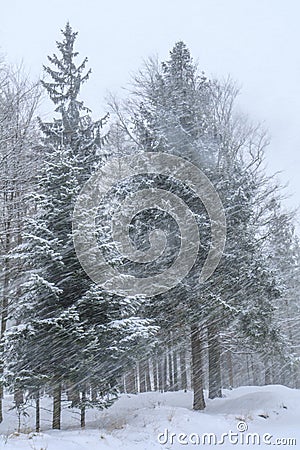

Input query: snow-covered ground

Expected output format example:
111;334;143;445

0;385;299;449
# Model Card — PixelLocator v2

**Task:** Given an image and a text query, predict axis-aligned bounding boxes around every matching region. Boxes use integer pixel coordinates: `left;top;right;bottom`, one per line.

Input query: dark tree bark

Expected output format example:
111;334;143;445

191;325;205;410
91;386;97;402
168;344;174;390
226;350;234;388
264;358;273;385
52;378;62;430
294;366;300;389
126;367;137;393
207;323;222;399
35;392;40;432
158;357;164;392
145;360;151;392
173;349;179;391
251;354;259;386
246;353;251;384
180;349;187;392
14;389;24;408
67;384;80;407
153;356;159;391
139;360;147;393
81;391;86;428
119;376;125;393
163;353;168;392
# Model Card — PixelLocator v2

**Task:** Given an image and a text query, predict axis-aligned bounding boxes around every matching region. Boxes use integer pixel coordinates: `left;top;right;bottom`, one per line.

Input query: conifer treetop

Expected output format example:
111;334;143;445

162;41;209;91
41;22;91;110
40;22;109;160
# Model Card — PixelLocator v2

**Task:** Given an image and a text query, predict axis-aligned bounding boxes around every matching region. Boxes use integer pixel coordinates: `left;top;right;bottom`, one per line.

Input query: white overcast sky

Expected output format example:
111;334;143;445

1;0;300;217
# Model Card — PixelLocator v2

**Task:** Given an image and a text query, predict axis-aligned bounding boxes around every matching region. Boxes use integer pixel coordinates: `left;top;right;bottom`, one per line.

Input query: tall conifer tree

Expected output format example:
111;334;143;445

5;23;156;430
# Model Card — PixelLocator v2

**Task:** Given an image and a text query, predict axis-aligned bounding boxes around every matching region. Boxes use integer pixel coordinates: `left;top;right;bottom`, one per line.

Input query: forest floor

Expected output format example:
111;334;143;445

0;385;299;449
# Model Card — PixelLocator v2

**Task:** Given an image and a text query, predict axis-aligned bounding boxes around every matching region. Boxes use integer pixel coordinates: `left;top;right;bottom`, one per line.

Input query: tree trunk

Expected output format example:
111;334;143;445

294;365;300;389
14;389;24;407
264;358;273;385
158;357;164;392
91;386;97;402
153;356;159;391
246;353;251;384
35;392;40;432
81;391;86;428
207;322;222;399
119;376;125;393
251;354;259;386
126;367;136;393
163;353;168;391
173;349;179;391
168;344;174;390
226;350;234;388
191;325;206;410
52;378;62;430
67;384;80;407
139;360;147;393
180;349;187;392
145;360;151;392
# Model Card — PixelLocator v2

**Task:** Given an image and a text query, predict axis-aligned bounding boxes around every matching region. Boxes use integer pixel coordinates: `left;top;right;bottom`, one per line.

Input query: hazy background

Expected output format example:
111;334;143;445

1;0;299;217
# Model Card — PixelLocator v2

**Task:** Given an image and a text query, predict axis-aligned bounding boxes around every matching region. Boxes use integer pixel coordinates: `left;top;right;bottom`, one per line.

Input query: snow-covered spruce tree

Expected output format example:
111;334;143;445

5;23;156;430
75;285;157;424
109;42;216;409
160;51;287;399
109;42;287;406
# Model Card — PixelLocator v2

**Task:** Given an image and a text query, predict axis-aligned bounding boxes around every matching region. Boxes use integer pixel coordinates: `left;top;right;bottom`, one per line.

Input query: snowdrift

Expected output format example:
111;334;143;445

0;385;299;449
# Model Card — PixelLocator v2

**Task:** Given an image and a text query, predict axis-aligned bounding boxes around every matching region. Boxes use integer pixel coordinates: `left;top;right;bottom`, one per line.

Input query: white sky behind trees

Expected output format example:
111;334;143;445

1;0;299;217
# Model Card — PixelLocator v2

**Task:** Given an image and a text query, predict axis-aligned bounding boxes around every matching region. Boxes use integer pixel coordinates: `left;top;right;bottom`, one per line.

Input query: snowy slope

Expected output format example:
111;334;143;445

0;385;299;449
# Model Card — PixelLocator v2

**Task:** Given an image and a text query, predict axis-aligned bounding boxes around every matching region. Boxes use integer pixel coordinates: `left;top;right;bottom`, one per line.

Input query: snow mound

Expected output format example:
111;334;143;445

0;385;299;449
